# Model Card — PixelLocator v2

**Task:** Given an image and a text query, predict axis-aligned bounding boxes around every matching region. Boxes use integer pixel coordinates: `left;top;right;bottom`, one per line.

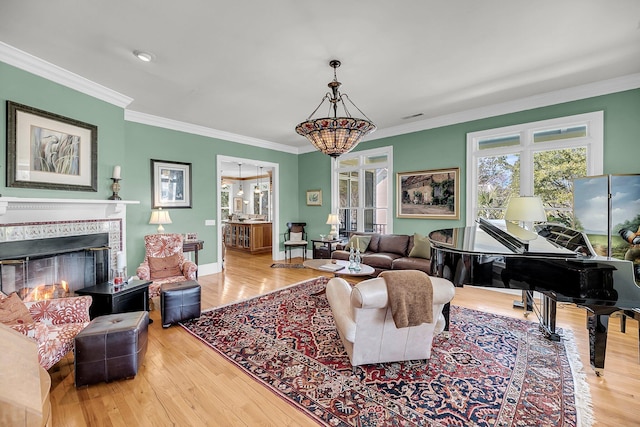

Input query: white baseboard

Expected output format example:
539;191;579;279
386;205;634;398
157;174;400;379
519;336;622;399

198;263;220;276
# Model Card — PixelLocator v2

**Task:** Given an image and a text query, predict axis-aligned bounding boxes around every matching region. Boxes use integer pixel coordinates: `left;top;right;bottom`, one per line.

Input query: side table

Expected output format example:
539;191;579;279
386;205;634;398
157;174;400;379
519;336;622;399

183;239;204;278
76;279;152;319
311;238;342;259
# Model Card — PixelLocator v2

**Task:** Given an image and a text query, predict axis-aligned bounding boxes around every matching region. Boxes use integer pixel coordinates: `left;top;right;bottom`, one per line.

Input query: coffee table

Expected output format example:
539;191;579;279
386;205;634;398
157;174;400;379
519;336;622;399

76;279;152;320
303;259;375;277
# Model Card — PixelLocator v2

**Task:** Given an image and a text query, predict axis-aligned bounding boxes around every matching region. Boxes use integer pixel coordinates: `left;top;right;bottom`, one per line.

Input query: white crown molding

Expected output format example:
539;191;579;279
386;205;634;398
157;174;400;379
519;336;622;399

295;144;318;155
369;73;640;142
3;41;638;152
124;110;299;154
0;42;133;108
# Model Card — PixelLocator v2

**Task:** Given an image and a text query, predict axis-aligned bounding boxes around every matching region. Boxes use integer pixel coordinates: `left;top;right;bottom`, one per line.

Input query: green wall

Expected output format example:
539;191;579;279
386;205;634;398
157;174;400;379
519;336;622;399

123;121;300;265
0;61;300;269
298;88;640;238
0;62;125;199
2;59;639;268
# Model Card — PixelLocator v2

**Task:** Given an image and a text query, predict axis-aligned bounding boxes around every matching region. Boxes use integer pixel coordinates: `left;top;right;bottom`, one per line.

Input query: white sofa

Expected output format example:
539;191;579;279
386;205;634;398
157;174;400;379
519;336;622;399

326;274;455;366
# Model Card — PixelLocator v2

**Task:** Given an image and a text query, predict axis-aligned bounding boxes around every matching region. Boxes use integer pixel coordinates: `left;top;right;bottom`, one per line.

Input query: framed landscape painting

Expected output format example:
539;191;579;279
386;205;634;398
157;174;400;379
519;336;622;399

397;167;460;219
6;101;97;191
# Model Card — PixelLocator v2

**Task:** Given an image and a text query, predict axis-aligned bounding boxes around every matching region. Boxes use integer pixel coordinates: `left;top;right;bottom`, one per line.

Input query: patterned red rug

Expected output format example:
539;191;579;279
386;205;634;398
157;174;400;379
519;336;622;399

181;277;593;426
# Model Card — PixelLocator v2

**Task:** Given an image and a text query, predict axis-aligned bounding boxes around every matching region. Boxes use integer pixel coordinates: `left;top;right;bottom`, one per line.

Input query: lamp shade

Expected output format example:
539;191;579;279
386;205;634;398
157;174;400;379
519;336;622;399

149;208;172;233
505;196;546;223
296;60;375;158
326;214;340;225
326;213;340;239
296;118;376;158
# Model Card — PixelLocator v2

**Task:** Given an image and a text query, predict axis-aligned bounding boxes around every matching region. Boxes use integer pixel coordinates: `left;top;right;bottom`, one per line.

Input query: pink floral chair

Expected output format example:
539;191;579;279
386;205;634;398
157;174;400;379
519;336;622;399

136;233;198;299
3;294;92;370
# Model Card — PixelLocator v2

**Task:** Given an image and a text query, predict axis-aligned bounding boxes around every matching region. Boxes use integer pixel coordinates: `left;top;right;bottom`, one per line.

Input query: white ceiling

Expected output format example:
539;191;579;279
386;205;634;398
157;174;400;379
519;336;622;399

1;0;640;160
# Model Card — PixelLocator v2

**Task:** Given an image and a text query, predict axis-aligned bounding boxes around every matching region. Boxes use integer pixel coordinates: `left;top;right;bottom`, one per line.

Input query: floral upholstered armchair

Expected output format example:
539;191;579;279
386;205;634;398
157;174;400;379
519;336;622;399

1;292;92;370
136;233;198;299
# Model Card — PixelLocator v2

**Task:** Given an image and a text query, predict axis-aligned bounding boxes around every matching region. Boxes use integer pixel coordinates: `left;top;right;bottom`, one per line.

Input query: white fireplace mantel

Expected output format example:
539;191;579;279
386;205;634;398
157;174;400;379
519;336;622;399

0;197;140;264
0;197;139;223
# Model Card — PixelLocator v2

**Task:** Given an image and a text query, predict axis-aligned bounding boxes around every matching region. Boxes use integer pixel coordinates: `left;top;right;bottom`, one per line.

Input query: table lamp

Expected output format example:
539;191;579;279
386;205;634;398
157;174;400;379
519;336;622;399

149;207;172;233
504;196;546;240
326;214;340;239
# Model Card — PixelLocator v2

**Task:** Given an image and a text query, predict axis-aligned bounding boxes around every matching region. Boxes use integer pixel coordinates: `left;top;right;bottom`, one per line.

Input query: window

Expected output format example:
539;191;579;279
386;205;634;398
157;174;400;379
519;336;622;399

253;182;270;220
467;112;603;226
220;182;230;220
332;146;393;236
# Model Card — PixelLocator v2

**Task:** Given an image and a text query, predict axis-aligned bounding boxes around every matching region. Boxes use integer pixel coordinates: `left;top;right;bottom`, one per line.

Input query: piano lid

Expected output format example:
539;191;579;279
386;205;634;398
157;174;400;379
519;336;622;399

429;219;578;258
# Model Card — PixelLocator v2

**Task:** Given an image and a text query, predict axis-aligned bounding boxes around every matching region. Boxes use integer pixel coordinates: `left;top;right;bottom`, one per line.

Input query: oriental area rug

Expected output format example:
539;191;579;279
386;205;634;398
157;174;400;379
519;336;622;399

181;277;593;427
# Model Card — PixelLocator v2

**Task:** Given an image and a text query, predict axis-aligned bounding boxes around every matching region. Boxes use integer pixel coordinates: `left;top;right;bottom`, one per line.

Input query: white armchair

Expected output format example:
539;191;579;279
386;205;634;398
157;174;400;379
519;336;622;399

326;273;455;366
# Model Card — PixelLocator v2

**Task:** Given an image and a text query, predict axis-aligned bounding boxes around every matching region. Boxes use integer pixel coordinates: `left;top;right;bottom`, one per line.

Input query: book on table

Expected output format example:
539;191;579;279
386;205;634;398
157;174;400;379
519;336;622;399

319;263;345;272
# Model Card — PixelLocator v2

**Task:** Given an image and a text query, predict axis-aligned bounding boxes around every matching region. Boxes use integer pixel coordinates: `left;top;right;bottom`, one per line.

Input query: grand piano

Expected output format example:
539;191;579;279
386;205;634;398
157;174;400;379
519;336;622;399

429;218;640;375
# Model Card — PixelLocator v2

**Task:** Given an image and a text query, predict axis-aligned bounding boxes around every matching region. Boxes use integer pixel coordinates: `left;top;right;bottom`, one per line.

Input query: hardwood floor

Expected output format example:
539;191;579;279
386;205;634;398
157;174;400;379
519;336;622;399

49;251;637;426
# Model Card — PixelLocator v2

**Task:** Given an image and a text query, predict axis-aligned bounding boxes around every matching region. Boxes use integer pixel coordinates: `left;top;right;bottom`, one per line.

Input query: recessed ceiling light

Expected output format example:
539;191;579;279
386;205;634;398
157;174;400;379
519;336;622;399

133;50;153;62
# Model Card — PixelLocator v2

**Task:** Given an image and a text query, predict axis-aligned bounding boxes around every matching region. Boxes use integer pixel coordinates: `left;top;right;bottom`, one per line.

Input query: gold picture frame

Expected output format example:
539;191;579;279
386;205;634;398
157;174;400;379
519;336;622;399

397;167;460;219
306;189;322;206
233;197;244;213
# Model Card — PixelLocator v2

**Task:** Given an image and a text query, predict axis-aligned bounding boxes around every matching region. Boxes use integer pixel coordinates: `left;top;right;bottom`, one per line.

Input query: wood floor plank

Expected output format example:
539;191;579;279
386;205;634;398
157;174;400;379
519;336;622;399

46;251;635;426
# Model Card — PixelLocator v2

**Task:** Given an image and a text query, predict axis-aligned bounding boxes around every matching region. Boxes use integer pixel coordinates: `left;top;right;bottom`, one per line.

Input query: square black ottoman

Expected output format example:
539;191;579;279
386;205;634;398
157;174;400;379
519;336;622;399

74;311;148;387
160;280;201;328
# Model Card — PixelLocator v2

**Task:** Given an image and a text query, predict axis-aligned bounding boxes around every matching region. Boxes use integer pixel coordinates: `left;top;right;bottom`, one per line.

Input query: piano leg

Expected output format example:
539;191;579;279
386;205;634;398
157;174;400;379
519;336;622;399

539;294;560;341
621;309;640;363
585;307;618;376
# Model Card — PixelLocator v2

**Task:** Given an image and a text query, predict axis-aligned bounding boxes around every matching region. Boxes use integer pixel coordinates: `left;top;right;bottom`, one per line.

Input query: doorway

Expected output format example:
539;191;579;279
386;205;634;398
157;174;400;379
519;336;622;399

216;155;279;269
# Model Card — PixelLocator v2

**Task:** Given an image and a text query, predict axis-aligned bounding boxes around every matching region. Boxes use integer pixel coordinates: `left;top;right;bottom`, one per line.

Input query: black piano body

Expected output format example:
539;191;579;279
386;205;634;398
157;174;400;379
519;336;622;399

429;219;640;374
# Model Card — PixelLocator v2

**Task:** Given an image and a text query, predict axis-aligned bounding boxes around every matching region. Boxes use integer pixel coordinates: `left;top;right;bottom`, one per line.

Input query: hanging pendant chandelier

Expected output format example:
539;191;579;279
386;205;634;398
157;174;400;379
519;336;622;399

295;60;376;158
254;165;261;194
237;163;244;196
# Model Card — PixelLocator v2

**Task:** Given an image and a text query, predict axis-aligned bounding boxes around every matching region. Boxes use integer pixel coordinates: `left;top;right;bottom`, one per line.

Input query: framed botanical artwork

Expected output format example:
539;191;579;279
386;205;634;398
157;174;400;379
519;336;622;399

151;159;192;208
233;197;244;213
396;167;460;219
6;101;98;191
306;189;322;206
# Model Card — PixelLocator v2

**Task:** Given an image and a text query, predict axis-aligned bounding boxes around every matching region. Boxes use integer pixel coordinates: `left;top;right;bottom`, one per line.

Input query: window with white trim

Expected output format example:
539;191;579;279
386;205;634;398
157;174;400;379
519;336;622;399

332;146;393;236
220;183;230;220
466;111;603;226
253;181;270;220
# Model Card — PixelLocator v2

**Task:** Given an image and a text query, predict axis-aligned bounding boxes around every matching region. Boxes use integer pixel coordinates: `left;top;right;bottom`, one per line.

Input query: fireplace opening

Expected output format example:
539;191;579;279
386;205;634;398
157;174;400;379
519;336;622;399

0;233;110;301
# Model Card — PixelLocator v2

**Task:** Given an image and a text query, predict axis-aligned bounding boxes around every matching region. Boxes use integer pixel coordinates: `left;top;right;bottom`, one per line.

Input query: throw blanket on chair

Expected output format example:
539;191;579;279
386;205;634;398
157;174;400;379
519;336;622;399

380;270;433;328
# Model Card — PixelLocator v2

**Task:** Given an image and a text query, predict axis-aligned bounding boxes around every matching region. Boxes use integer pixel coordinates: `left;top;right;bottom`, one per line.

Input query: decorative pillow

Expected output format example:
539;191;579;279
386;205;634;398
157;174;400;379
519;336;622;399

0;292;34;325
345;235;372;252
148;254;182;279
290;232;303;242
409;232;431;259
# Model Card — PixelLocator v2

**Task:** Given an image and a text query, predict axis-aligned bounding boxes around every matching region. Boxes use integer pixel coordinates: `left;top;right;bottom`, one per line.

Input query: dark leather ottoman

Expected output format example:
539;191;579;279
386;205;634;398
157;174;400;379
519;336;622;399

160;280;201;328
74;311;148;387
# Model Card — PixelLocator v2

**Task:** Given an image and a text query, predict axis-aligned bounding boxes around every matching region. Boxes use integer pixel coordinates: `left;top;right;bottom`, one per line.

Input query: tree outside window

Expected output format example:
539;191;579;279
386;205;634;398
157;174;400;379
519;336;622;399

468;112;603;227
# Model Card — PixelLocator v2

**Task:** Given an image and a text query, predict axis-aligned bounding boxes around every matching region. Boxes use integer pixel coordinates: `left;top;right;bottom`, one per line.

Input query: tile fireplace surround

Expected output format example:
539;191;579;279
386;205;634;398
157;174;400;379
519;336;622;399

0;197;139;273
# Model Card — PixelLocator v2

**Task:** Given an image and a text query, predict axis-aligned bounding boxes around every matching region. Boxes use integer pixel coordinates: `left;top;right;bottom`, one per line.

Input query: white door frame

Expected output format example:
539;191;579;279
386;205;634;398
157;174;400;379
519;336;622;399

216;155;280;269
